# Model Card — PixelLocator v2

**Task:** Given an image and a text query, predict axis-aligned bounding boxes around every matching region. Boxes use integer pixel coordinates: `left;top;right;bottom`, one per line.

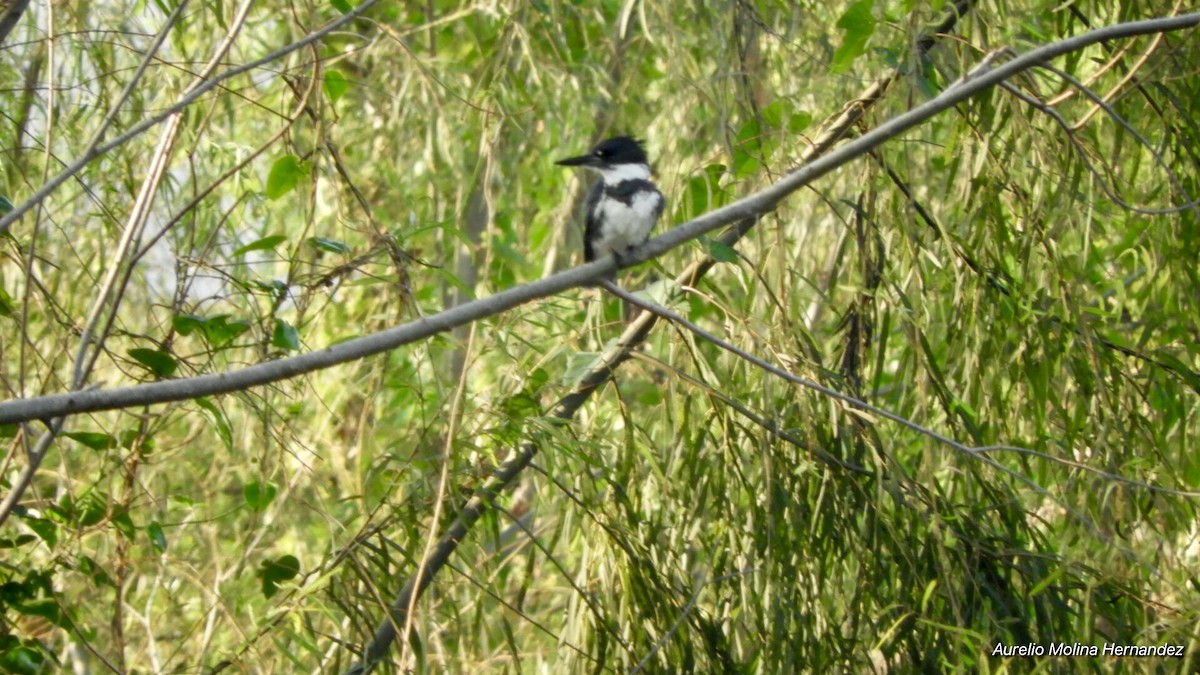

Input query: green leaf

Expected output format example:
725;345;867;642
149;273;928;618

258;554;301;598
0;287;14;317
323;70;348;103
172;313;206;336
272;319;301;351
110;508;136;538
0;195;13;214
307;236;352;254
233;234;287;256
118;429;154;452
708;240;738;263
330;0;353;13
0;639;50;674
76;493;107;527
265;155;307;199
200;315;250;348
832;0;875;73
788;111;813;133
14;599;68;629
147;521;167;552
21;516;57;547
78;555;115;588
0;534;36;549
244;481;278;512
128;348;178;378
64;431;115;451
195;398;234;451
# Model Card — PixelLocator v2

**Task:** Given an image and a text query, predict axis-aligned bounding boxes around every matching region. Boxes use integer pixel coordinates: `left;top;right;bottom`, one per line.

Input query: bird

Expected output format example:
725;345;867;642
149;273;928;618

556;136;665;278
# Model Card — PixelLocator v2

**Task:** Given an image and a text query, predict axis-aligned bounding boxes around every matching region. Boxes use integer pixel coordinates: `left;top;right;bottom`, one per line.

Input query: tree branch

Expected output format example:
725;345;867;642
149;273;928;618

4;11;1197;430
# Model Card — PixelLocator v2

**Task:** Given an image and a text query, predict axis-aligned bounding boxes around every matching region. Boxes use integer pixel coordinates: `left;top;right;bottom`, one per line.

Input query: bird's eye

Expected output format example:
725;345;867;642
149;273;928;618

594;149;606;157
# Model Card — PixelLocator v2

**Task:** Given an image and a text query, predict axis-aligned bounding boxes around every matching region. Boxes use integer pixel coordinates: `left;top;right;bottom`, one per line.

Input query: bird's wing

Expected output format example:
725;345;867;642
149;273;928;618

583;180;604;262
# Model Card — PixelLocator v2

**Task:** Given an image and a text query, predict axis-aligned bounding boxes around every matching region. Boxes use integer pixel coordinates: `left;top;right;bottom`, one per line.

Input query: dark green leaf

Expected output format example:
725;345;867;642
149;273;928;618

76;494;107;527
272;319;301;351
708;240;738;263
0;195;12;214
307;236;352;254
330;0;352;13
14;599;68;629
201;315;251;348
147;521;167;552
21;516;57;547
258;554;301;598
64;431;115;451
110;509;136;538
172;313;206;336
244;481;278;512
128;348;178;378
0;534;36;549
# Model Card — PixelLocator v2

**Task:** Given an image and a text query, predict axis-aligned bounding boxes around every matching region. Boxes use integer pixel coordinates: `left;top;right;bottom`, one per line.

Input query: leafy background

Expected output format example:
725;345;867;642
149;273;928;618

1;0;1198;671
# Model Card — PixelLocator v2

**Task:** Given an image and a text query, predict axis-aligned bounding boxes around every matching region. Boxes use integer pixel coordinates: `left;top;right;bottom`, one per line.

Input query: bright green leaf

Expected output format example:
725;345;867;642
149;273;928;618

234;234;287;256
832;0;875;73
330;0;353;12
323;70;348;103
0;287;14;317
265;155;306;199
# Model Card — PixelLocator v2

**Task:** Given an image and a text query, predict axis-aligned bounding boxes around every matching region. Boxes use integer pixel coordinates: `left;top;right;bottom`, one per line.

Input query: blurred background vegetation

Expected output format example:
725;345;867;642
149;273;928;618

1;0;1198;671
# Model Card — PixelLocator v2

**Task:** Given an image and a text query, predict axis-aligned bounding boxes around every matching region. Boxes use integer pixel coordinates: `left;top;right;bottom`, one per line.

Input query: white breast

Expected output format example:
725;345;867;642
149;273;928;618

592;190;663;259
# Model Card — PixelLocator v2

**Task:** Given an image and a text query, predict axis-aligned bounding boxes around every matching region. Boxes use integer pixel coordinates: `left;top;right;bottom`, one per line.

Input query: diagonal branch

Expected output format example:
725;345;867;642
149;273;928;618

8;11;1195;430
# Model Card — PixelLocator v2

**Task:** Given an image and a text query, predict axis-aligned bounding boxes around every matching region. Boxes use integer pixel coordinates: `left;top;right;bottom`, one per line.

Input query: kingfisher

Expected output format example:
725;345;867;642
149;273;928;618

557;136;665;277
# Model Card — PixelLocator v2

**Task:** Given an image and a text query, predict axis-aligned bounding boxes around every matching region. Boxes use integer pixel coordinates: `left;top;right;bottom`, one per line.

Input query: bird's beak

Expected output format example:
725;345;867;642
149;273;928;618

555;153;596;167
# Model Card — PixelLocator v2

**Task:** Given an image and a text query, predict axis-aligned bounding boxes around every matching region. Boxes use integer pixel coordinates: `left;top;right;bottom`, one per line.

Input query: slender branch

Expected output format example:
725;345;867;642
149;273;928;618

5;13;1195;428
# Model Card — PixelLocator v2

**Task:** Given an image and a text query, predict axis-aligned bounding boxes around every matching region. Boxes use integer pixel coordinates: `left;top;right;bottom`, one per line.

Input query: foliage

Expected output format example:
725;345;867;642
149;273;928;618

0;0;1198;671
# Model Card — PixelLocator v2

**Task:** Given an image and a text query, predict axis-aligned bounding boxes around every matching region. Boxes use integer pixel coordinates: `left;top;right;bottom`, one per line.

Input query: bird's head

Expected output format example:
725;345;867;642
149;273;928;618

556;136;651;181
